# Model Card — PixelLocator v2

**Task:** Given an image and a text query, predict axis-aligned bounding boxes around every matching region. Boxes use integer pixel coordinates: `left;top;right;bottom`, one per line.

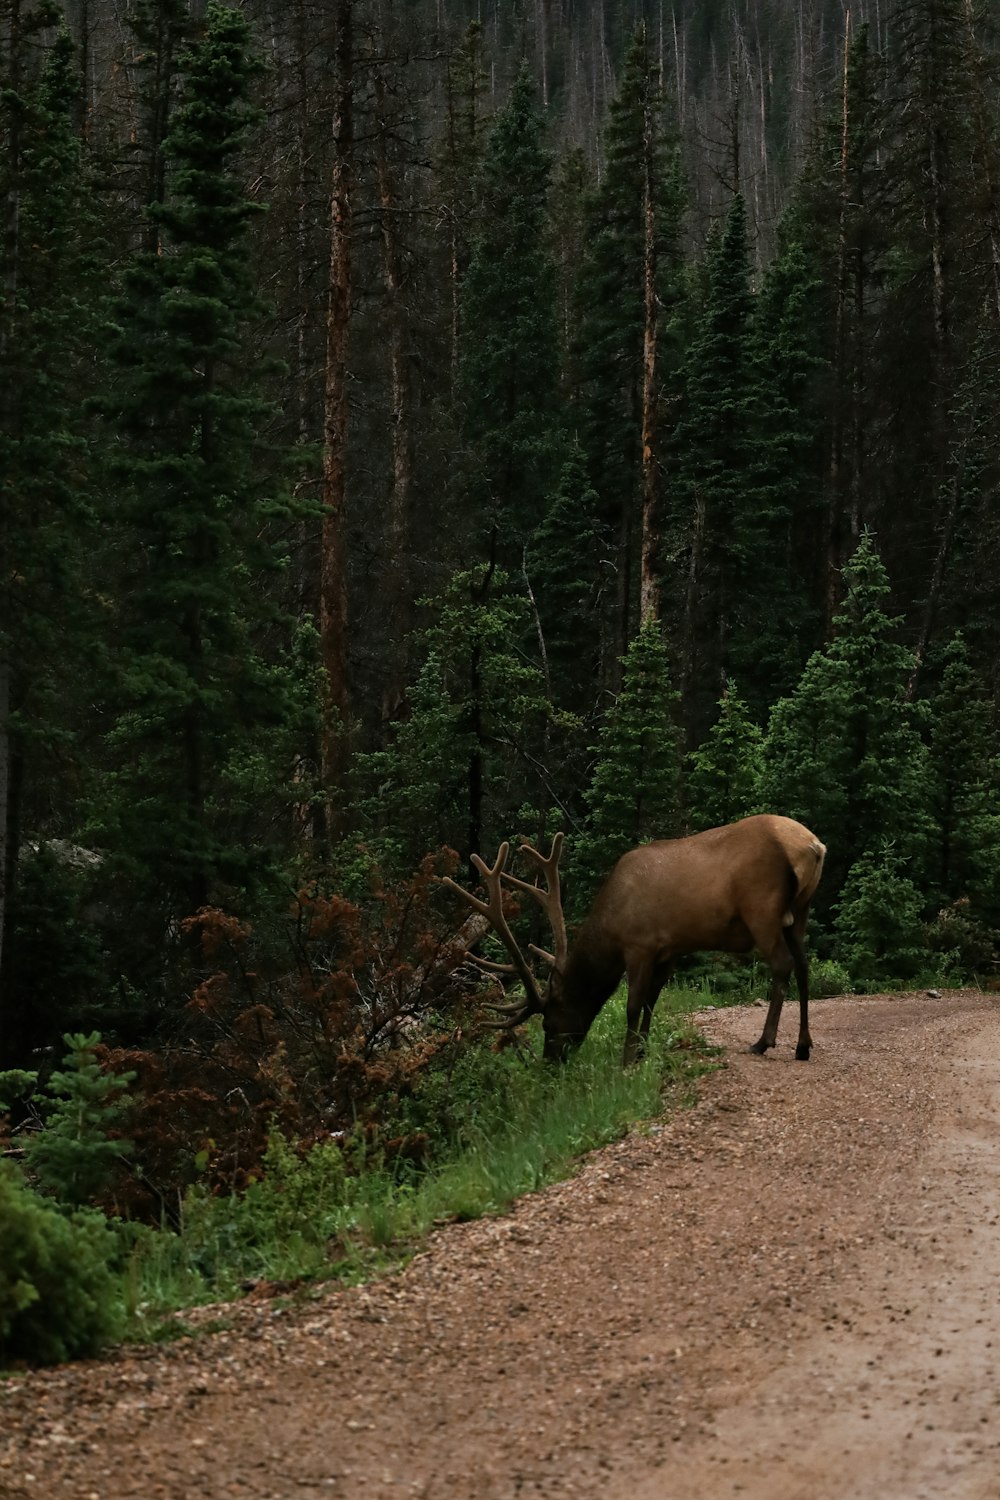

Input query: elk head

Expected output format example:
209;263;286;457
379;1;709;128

442;834;583;1061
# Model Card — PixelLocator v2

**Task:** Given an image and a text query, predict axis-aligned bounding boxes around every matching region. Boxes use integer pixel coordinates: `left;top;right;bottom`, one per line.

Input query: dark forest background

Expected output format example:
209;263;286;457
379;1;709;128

4;0;1000;1182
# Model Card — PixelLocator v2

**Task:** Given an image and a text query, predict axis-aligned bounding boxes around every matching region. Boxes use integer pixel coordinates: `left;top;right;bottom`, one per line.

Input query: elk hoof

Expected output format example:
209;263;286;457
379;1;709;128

748;1038;771;1056
795;1042;811;1061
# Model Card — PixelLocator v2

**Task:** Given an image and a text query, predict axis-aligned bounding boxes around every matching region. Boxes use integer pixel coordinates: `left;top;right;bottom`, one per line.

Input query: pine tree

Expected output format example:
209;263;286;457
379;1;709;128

410;566;553;866
912;325;1000;689
668;195;755;724
832;843;927;984
575;24;685;657
354;651;467;873
922;633;1000;958
0;13;106;1064
96;4;303;952
524;439;610;715
748;230;828;661
438;19;490;396
669;192;820;728
570;619;683;912
782;20;890;626
457;66;564;554
24;1032;134;1206
760;533;931;907
686;683;763;832
125;0;195;240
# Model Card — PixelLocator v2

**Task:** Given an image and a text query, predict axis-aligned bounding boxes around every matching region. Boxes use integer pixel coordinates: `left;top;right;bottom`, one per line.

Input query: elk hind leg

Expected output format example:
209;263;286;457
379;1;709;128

784;917;812;1061
748;931;795;1058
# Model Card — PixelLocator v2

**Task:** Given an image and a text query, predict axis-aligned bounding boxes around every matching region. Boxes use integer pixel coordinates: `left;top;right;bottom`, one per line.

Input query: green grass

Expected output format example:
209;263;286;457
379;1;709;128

123;987;717;1339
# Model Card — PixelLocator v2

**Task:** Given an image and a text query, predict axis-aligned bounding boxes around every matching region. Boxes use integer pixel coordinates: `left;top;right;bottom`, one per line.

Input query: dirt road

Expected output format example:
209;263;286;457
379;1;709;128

2;990;999;1500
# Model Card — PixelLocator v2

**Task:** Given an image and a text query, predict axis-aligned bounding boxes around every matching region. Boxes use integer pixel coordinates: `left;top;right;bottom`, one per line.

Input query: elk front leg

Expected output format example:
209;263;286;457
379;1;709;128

623;959;670;1066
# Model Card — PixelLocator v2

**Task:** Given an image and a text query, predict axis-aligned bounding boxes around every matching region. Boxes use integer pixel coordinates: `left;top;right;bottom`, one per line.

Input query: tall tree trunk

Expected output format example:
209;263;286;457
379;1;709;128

963;0;1000;324
681;489;705;704
825;18;852;632
0;0;22;1058
0;655;10;1056
639;84;660;625
373;65;415;729
319;0;354;836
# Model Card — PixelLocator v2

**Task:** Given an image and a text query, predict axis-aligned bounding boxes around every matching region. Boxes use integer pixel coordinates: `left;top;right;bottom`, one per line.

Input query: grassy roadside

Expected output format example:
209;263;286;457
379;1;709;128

126;987;719;1340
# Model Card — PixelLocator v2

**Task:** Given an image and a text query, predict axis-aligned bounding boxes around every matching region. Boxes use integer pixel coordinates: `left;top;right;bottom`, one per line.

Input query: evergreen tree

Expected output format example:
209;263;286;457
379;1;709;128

669;193;820;728
668;196;755;726
126;0;195;239
570;619;683;912
878;0;978;520
832;842;926;984
438;18;490;397
457;66;564;554
914;326;1000;688
780;21;890;625
403;566;553;866
686;682;763;832
0;13;106;1063
95;4;303;957
575;24;684;659
748;230;828;652
0;1161;124;1365
922;633;1000;954
354;650;467;873
524;439;610;716
24;1032;134;1206
760;533;931;907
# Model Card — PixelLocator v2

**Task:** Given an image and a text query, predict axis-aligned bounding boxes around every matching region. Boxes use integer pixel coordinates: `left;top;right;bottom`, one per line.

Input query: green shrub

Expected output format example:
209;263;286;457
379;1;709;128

809;958;852;997
0;1162;124;1366
924;899;998;979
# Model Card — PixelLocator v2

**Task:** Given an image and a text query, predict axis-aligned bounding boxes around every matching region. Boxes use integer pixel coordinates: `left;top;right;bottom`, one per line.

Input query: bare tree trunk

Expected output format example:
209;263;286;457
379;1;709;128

319;0;354;835
681;490;705;703
0;0;22;1051
537;0;548;107
825;17;852;633
373;66;415;728
964;0;1000;323
1;0;23;379
909;440;969;698
0;655;10;1049
639;81;660;626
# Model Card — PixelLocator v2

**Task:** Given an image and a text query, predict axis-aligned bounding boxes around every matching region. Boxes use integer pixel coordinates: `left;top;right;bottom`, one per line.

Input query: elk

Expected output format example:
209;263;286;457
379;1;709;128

444;815;826;1065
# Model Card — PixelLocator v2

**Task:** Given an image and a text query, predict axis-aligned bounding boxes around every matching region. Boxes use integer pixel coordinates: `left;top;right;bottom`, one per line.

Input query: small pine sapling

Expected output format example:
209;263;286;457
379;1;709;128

25;1033;135;1207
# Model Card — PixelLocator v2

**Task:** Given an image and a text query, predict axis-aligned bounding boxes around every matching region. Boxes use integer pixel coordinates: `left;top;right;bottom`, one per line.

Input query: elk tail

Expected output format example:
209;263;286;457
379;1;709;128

782;835;827;926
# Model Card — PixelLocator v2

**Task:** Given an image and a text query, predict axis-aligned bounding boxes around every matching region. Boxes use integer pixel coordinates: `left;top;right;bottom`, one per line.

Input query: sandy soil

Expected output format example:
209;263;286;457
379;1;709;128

2;988;999;1500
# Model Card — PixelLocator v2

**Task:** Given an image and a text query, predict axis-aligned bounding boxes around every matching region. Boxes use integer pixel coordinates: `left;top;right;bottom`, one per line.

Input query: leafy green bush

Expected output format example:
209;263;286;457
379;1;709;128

809;958;852;997
923;900;997;980
0;1162;124;1366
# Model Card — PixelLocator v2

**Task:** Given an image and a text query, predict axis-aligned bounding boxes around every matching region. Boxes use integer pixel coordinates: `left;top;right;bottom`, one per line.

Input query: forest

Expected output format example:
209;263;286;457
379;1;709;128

3;0;1000;1361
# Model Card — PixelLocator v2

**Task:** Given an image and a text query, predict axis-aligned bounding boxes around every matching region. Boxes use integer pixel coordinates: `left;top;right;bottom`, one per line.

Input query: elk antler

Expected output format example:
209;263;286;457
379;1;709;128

442;844;546;1026
502;833;568;971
